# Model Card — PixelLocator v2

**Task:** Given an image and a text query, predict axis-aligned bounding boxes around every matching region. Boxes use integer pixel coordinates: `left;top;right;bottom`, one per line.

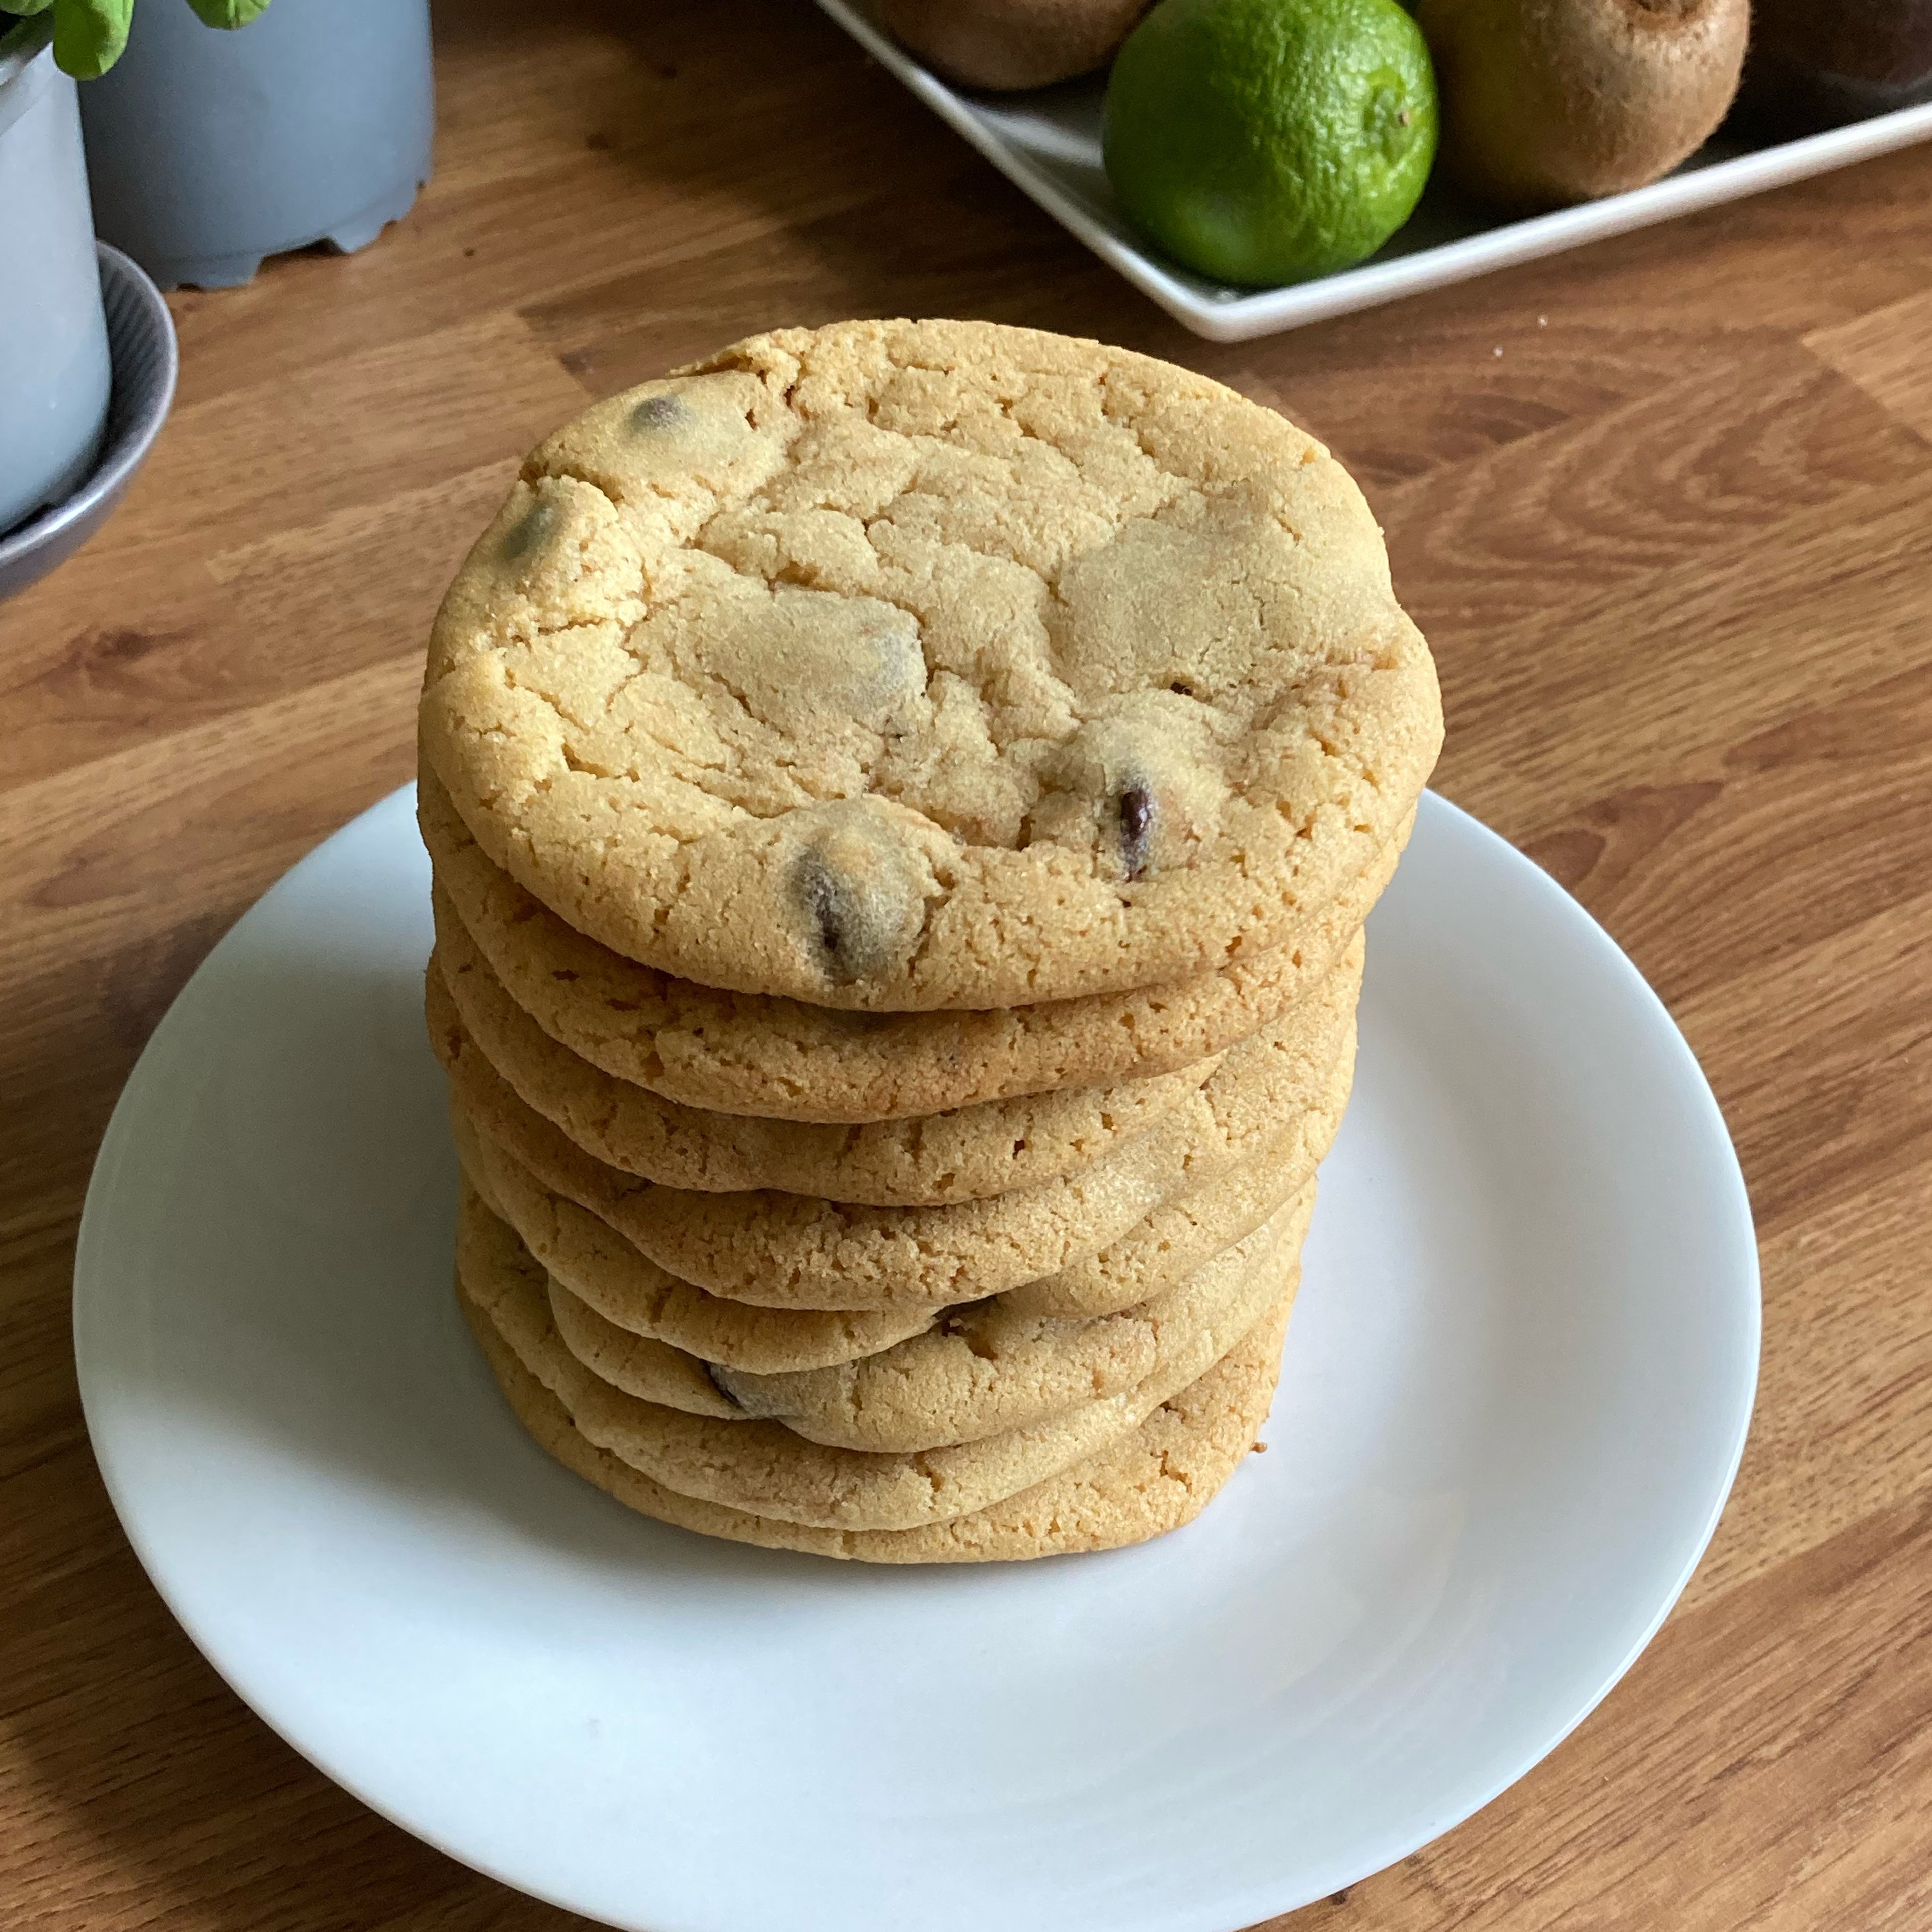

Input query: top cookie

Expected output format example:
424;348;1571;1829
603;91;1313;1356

421;318;1440;1009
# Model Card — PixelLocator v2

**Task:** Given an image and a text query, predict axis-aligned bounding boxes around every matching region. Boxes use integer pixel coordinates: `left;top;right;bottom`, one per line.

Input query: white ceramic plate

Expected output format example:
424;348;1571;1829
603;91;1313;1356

75;785;1758;1932
816;0;1932;342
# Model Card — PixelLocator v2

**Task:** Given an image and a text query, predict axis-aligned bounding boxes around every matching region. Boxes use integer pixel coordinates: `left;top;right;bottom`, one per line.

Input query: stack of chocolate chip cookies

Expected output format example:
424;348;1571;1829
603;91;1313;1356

419;319;1441;1562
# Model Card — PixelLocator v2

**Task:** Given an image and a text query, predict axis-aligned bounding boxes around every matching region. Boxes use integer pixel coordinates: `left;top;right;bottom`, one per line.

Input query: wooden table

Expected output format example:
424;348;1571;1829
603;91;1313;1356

7;2;1931;1924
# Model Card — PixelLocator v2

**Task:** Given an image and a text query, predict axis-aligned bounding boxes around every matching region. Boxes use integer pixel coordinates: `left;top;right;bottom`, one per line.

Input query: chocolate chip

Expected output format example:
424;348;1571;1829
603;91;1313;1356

794;849;865;983
500;498;555;564
631;392;687;432
784;803;923;986
1117;783;1154;881
1169;679;1196;696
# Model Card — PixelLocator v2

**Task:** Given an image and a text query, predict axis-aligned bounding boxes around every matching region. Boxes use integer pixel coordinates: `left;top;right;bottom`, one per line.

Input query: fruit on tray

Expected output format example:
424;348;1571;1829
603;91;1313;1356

1102;0;1437;284
1730;0;1932;137
877;0;1154;89
1413;0;1750;208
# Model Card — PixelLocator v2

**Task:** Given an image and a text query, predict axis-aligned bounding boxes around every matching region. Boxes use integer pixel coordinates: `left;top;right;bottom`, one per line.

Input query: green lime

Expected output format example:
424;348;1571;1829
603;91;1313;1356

1103;0;1438;286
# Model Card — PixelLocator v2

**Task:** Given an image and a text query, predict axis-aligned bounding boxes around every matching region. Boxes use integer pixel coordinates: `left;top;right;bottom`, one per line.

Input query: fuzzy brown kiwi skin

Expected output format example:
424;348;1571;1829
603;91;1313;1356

877;0;1153;91
1732;0;1932;138
1415;0;1751;210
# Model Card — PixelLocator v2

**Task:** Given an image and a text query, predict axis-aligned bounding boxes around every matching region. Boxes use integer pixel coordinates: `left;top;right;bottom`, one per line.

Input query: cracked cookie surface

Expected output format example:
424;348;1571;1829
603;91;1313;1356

420;318;1440;1009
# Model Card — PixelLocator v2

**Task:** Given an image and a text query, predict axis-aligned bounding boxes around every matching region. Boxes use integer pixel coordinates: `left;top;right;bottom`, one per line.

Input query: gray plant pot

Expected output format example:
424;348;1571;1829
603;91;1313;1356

79;0;435;291
0;18;114;536
0;246;179;604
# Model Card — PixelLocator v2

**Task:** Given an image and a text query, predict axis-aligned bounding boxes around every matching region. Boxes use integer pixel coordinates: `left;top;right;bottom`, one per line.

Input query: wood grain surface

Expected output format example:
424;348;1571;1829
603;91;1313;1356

5;1;1930;1924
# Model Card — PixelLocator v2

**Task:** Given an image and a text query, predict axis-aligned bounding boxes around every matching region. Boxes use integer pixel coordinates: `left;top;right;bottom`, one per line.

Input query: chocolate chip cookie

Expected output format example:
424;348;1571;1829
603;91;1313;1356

420;319;1440;1010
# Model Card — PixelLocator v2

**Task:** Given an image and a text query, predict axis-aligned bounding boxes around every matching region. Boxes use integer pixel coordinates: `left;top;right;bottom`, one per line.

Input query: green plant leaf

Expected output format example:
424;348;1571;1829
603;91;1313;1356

51;0;132;77
183;0;273;25
2;2;60;20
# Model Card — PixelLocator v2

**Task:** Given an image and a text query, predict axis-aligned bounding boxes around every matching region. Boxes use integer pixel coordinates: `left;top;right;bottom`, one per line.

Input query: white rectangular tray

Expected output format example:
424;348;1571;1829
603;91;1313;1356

816;0;1932;342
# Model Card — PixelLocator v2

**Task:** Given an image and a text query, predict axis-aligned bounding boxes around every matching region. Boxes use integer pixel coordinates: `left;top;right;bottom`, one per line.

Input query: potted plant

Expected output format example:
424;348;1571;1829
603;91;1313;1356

0;10;112;534
53;0;434;291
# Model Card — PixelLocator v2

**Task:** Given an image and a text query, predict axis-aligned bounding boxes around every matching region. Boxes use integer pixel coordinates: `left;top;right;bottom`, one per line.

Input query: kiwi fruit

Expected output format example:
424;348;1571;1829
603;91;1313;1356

1731;0;1932;139
877;0;1154;91
1414;0;1751;209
